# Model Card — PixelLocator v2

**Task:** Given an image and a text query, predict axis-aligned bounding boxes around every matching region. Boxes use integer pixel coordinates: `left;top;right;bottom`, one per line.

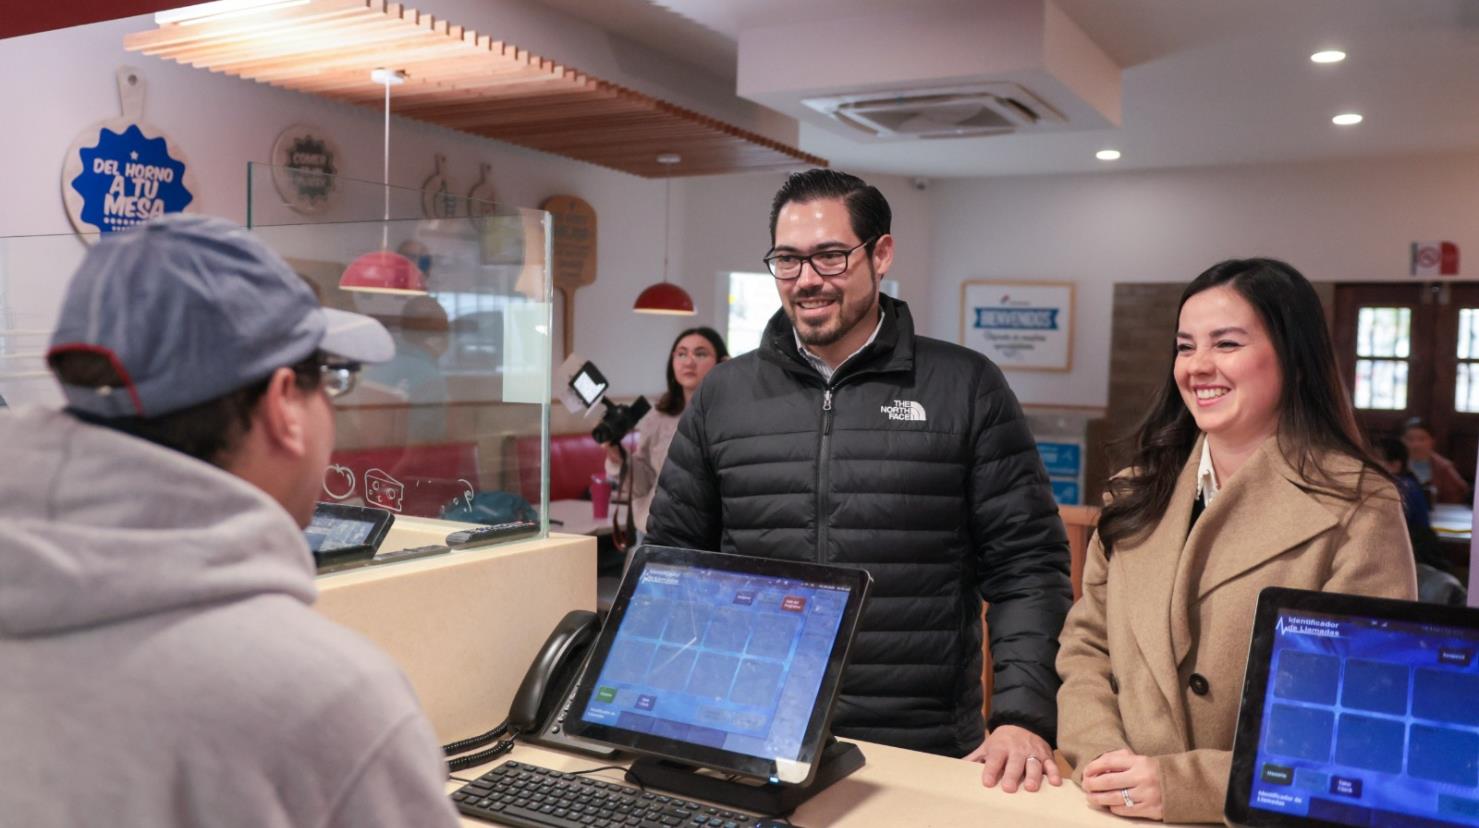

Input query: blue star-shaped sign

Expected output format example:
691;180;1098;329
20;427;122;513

70;124;193;233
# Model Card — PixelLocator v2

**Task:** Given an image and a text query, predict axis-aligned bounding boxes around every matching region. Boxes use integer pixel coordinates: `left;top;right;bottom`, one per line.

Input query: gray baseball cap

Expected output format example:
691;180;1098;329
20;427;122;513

48;214;395;418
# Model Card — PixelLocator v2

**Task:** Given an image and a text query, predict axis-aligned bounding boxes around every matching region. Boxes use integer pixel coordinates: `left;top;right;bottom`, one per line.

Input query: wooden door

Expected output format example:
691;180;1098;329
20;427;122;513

1333;282;1479;483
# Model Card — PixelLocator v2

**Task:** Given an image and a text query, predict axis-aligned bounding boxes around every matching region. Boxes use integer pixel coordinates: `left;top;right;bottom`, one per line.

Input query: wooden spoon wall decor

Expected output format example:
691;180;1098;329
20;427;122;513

541;195;597;358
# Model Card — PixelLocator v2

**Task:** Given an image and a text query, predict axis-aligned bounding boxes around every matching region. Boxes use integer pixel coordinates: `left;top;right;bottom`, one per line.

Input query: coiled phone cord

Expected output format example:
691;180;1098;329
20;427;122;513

446;735;516;772
443;720;511;757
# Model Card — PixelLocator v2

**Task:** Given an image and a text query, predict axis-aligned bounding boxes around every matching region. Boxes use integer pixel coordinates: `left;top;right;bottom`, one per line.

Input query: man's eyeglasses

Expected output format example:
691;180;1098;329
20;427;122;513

319;361;361;398
763;238;877;281
292;357;361;399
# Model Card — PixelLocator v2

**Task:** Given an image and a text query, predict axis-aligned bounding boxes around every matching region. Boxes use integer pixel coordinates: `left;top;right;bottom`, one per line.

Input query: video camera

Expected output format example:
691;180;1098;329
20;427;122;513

567;360;649;446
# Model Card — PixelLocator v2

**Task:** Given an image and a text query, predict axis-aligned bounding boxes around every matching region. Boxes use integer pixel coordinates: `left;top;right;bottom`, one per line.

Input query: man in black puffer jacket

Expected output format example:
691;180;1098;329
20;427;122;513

646;170;1071;793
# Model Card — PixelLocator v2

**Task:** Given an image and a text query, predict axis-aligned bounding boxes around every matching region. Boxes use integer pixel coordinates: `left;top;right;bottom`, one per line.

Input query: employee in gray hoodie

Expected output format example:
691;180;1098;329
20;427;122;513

0;215;459;828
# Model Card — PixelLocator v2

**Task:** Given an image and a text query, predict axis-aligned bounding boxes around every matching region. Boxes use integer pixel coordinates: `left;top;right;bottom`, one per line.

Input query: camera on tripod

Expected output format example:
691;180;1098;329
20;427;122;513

567;360;649;446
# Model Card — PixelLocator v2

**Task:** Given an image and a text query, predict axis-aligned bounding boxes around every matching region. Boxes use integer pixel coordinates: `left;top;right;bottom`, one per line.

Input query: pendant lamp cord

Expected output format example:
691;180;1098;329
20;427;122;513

662;172;671;285
380;77;391;251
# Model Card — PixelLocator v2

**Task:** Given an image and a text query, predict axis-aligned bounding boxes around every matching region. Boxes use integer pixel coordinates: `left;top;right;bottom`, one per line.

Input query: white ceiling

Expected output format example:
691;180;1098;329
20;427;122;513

530;0;1479;178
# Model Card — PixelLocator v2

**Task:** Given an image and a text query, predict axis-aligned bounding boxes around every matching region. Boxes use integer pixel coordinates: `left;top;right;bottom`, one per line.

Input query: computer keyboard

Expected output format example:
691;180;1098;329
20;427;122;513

451;760;794;828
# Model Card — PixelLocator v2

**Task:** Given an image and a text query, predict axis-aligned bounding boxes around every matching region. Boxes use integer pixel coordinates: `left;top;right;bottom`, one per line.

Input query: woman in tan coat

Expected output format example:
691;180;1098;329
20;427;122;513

1056;259;1418;824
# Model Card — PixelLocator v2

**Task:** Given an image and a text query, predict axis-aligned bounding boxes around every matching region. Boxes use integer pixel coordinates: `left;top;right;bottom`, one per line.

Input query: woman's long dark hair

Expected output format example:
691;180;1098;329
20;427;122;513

655;326;729;416
1098;258;1384;556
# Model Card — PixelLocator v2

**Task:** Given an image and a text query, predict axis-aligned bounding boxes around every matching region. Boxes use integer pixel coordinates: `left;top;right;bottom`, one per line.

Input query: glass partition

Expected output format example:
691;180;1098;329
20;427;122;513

247;163;553;534
0;233;86;410
0;164;553;563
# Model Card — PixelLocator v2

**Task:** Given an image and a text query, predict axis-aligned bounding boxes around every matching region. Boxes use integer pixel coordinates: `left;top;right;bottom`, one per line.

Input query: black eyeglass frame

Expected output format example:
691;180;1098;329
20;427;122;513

291;356;362;399
762;237;878;281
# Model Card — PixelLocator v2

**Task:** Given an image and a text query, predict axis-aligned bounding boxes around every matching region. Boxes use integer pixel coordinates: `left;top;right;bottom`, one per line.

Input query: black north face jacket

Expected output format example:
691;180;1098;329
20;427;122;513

646;295;1072;757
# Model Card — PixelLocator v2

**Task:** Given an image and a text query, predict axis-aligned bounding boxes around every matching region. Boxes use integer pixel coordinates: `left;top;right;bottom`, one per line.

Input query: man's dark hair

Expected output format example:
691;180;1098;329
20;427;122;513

768;169;891;250
1377;436;1409;471
50;351;322;468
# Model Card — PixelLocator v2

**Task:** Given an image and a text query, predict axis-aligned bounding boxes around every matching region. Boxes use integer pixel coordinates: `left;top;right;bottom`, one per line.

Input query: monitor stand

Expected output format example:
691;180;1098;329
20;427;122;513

314;543;376;574
624;738;864;816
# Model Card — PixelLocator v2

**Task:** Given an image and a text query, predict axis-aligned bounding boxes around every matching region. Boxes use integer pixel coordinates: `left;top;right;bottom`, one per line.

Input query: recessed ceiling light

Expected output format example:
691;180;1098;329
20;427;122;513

1095;149;1121;161
1310;50;1347;64
1332;113;1363;126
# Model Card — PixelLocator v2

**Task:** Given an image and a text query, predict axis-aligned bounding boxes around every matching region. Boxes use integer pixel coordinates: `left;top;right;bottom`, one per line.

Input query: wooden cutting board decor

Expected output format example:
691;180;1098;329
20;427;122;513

541;195;597;357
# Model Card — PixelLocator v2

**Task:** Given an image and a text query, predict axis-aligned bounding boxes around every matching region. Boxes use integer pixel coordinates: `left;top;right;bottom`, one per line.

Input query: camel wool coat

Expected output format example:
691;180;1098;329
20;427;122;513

1056;436;1418;824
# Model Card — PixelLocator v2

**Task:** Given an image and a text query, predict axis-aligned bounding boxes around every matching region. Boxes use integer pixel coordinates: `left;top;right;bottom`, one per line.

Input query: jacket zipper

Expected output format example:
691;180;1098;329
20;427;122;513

817;387;834;563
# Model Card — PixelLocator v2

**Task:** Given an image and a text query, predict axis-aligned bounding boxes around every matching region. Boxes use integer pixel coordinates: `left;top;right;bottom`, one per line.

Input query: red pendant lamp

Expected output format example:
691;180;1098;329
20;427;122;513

633;153;695;315
341;67;427;295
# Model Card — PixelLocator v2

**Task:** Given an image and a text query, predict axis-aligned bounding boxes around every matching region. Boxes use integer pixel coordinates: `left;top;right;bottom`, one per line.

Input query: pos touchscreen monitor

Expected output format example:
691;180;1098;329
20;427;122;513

1226;587;1479;828
304;502;394;572
565;545;871;789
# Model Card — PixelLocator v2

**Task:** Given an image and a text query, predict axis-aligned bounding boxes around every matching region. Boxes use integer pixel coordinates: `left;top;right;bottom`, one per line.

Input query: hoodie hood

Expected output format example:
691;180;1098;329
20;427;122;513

0;407;316;637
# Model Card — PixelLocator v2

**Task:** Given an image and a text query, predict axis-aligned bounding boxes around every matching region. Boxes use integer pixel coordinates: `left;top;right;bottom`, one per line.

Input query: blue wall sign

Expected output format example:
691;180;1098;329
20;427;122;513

974;307;1061;330
1037;441;1083;477
69;124;193;233
1051;480;1081;505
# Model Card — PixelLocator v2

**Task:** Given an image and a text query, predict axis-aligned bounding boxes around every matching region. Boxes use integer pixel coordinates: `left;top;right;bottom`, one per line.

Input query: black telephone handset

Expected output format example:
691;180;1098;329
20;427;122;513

444;610;616;771
511;609;619;758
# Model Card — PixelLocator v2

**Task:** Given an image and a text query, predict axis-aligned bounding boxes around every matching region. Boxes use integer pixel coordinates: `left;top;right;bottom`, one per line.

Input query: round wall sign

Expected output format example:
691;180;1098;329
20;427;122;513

270;124;342;215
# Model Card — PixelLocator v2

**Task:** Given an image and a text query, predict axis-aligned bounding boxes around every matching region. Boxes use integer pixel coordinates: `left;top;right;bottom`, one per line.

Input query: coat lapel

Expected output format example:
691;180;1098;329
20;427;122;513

1170;438;1341;666
1118;439;1204;742
1119;436;1351;748
1183;440;1348;609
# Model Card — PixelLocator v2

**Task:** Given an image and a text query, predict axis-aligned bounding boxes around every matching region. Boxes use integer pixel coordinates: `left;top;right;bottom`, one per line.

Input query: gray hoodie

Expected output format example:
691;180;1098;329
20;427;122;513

0;407;459;827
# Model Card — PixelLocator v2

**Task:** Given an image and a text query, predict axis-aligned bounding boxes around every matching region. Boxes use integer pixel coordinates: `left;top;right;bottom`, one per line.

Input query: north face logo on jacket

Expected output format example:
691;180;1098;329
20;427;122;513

880;399;926;422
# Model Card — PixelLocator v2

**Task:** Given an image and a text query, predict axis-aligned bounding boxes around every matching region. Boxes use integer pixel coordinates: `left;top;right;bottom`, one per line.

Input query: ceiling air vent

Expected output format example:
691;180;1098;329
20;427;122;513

801;83;1066;140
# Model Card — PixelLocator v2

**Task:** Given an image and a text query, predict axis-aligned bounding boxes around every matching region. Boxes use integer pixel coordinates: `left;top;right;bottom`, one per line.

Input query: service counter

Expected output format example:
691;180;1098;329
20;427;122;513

316;521;1196;827
445;741;1189;827
315;519;597;745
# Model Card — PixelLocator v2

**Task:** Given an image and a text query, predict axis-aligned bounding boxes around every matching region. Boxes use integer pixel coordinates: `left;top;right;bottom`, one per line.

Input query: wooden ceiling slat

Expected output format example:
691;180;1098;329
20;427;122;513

127;3;381;53
424;95;652;124
498;124;723;143
452;110;704;136
392;84;605;116
123;0;826;176
164;25;438;71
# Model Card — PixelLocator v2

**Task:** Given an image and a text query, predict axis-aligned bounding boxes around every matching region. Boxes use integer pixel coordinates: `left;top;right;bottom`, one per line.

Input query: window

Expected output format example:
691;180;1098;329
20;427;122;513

725;271;780;356
1353;307;1410;410
1334;282;1479;488
429;291;554;376
1456;308;1479;413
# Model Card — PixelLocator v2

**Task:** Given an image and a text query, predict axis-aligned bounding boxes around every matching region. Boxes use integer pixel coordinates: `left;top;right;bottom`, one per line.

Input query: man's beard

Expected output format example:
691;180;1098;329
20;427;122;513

788;266;878;348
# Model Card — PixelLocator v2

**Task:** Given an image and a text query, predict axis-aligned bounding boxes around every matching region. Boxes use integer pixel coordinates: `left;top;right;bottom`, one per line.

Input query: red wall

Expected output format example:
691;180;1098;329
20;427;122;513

2;1;184;39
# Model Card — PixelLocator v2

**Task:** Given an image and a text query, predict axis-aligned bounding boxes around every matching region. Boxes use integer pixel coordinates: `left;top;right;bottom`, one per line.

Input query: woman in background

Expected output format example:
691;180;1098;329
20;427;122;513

604;327;728;539
1400;418;1470;505
1056;259;1416;823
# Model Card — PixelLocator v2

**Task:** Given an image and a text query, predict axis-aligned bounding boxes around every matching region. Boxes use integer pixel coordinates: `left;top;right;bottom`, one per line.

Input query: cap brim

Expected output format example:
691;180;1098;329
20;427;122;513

320;308;395;364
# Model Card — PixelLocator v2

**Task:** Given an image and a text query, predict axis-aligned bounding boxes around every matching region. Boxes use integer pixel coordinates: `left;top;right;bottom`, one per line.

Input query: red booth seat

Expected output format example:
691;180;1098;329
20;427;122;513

512;432;637;503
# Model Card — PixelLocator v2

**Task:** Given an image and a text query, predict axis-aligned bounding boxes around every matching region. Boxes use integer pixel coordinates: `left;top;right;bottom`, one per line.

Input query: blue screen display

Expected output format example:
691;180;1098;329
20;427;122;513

303;514;375;553
1249;609;1479;826
579;562;850;763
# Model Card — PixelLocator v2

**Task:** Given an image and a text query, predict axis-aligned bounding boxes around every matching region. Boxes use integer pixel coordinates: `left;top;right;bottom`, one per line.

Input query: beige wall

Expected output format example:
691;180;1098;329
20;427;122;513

929;152;1479;409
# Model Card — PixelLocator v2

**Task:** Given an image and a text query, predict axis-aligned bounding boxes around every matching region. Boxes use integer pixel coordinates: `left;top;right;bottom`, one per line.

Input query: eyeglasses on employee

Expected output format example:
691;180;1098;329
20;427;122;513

763;237;877;280
320;361;361;398
292;356;361;399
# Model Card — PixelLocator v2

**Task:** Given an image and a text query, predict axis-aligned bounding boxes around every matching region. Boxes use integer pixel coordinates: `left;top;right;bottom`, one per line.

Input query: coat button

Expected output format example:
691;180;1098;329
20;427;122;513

1189;673;1210;696
1109;675;1120;695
